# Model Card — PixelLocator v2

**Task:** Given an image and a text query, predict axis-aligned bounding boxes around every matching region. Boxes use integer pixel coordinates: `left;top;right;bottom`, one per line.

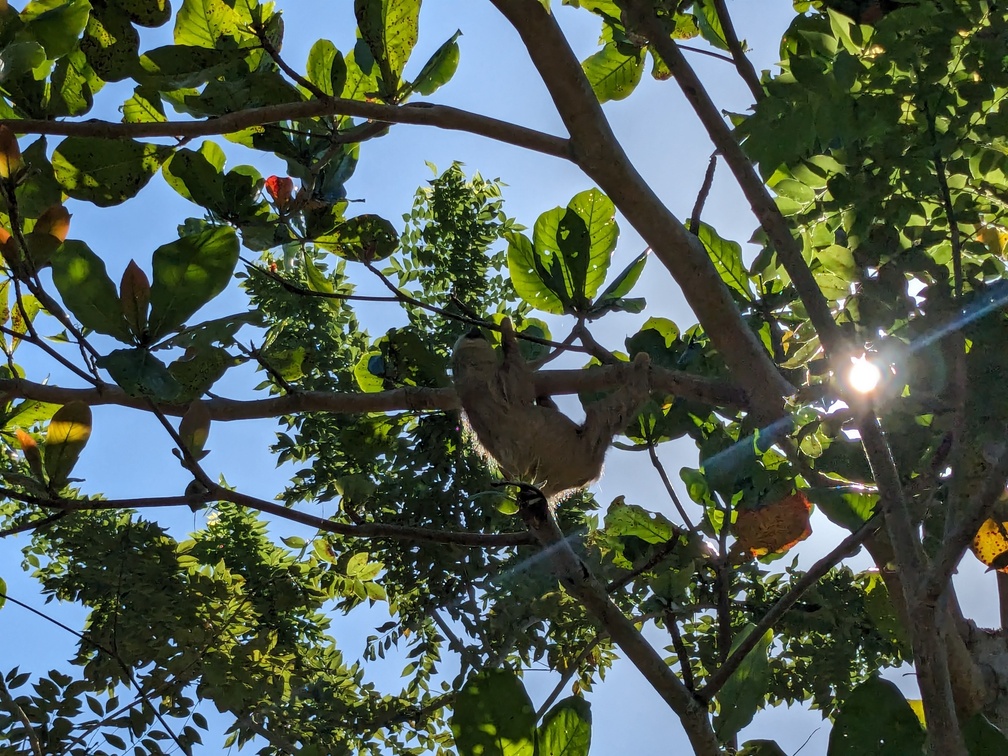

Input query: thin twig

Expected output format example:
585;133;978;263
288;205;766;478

664;611;695;692
644;427;697;530
688;153;717;234
535;633;604;719
709;0;764;102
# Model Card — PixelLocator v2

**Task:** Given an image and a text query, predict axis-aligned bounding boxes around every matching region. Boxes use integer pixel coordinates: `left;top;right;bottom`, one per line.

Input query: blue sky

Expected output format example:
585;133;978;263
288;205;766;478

1;2;1002;754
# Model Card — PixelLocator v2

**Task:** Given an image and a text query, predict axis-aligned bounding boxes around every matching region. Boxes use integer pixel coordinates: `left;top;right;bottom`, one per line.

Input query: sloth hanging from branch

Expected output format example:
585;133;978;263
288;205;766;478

452;318;652;502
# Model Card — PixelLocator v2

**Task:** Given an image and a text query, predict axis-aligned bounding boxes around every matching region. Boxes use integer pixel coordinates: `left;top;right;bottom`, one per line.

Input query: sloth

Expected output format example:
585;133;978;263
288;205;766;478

451;318;651;501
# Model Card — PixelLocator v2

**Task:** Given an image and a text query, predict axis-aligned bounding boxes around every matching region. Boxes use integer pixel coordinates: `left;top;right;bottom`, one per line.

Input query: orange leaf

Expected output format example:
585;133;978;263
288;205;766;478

970;518;1008;573
734;492;813;557
34;205;71;242
0;125;22;179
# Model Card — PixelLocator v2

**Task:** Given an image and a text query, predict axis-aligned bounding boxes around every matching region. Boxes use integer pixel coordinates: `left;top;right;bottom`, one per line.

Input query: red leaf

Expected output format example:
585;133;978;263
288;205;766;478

265;175;295;209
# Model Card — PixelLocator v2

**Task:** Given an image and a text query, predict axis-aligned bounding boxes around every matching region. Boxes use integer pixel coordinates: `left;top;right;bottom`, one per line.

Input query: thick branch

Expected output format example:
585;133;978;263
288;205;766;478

488;0;793;423
621;1;844;359
1;98;571;160
0;365;747;420
518;494;721;756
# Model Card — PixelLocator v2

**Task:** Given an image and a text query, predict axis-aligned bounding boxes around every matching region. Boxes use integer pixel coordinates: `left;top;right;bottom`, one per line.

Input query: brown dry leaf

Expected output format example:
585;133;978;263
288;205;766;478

734;492;813;558
970;518;1008;572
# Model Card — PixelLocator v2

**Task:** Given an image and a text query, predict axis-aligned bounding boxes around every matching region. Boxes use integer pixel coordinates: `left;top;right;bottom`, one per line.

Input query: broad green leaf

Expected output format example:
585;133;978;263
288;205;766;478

167;345;233;401
306;39;347;97
119;260;150;339
512;189;617;314
411;30;461;96
52;137;172;207
48;48;102;117
0;41;46;84
331;214;399;262
604;499;677;544
112;0;170;27
697;222;751;300
22;0;92;59
51;240;132;341
137;45;246;90
43;401;91;490
148;226;240;340
179;400;211;459
354;0;421;97
506;231;566;314
9;295;40;353
694;0;729;51
161;146;226;210
537;697;591;756
963;713;1008;753
174;0;247;48
451;669;536;756
97;348;183;401
122;85;166;123
738;741;787;756
343;41;380;101
81;5;139;82
582;42;644;103
828;677;926;755
714;625;773;742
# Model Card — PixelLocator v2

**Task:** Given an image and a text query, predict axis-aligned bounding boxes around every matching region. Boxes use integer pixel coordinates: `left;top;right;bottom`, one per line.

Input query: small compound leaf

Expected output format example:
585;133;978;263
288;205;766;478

148;226;240;340
179;401;211;459
44;402;92;491
450;668;536;756
97;348;183;401
120;260;151;339
828;677;926;756
53;137;172;207
536;696;591;756
51;240;133;341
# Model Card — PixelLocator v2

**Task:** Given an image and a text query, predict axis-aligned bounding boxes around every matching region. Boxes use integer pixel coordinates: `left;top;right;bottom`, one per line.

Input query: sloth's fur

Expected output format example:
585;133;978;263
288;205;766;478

452;319;651;500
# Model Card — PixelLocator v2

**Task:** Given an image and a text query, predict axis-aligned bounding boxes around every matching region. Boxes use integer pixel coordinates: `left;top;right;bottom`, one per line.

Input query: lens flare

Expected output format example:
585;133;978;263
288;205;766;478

847;355;882;394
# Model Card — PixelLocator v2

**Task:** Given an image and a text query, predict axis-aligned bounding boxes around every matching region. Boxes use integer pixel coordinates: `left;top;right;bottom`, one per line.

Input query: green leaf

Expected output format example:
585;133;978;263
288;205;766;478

604;499;677;544
331;214;399;262
179;401;211;459
52;137;172;207
22;0;92;59
714;625;773;743
506;231;566;314
43;401;91;490
173;0;247;48
411;30;461;96
828;677;926;755
451;669;536;756
112;0;170;27
306;39;347;97
738;741;788;756
354;0;421;97
161;145;226;210
510;189;617;314
122;85;167;123
97;348;183;401
805;487;876;531
148;227;240;340
137;45;246;90
697;222;751;300
51;240;132;341
536;697;592;756
167;345;233;401
963;713;1008;753
582;42;644;103
81;5;139;82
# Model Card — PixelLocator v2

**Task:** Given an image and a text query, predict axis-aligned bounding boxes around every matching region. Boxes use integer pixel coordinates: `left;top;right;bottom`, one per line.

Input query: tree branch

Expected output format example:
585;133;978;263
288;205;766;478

488;0;794;423
708;0;764;102
0;672;42;756
517;490;720;756
1;98;572;160
620;1;844;360
0;363;748;420
696;514;880;702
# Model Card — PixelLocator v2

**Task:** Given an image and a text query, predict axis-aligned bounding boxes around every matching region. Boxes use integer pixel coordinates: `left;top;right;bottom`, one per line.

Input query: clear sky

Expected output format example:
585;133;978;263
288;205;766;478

0;2;1001;755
